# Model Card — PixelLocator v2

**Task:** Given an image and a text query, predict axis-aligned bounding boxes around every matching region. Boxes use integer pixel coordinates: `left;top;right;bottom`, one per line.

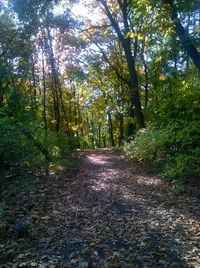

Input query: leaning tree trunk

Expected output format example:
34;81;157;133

165;0;200;71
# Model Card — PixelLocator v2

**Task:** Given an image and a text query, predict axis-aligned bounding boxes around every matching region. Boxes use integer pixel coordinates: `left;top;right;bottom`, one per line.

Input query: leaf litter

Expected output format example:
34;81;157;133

0;149;199;267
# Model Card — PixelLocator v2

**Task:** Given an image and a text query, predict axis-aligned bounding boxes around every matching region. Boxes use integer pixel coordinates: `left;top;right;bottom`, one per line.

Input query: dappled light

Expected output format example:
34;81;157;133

90;168;119;192
135;176;162;186
86;154;110;166
1;149;200;267
1;0;200;266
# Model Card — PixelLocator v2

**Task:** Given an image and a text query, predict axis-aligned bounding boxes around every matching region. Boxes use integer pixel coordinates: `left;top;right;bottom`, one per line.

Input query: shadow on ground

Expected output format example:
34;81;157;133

1;149;199;267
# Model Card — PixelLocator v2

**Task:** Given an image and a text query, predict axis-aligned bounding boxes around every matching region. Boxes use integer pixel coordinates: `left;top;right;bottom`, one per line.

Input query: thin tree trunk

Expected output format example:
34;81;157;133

140;37;149;107
41;49;48;131
108;112;115;147
118;113;124;146
91;118;96;148
98;123;101;148
102;90;115;146
30;54;37;114
46;26;60;132
103;135;107;148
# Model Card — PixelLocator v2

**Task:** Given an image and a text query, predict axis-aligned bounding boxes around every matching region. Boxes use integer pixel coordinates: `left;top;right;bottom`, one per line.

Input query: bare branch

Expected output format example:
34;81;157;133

78;24;111;34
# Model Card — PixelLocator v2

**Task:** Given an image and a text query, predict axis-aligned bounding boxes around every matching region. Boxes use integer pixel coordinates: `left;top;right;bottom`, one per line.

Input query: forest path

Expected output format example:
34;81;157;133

1;149;200;267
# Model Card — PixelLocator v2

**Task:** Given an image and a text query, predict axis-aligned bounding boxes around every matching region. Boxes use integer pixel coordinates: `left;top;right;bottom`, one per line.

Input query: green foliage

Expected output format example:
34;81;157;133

124;129;167;162
0;123;77;169
0;115;41;166
124;76;200;186
0;109;77;168
124;124;200;184
1;0;200;194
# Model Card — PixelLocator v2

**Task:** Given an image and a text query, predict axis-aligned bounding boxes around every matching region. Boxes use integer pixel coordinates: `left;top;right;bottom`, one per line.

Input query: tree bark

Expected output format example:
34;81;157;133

118;113;124;146
108;111;115;147
41;49;48;131
98;0;145;131
46;26;60;132
98;123;101;148
165;0;200;71
140;37;149;107
102;90;115;146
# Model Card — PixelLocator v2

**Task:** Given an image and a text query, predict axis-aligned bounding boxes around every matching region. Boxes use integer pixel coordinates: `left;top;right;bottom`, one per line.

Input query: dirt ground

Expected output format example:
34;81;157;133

0;149;200;267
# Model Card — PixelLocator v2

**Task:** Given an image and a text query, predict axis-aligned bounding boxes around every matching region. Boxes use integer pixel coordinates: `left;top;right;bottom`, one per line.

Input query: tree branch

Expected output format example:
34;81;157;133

84;29;130;86
164;0;200;71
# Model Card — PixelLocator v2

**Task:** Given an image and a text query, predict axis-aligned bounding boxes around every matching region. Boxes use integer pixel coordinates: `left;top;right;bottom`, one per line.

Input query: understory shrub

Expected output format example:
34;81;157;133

124;121;200;185
124;78;200;188
0;114;77;168
0;89;79;169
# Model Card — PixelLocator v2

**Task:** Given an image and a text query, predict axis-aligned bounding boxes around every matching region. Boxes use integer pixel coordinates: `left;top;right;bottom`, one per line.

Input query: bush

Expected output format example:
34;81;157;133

0;116;44;167
0;114;78;168
123;120;200;184
124;77;200;188
123;128;172;162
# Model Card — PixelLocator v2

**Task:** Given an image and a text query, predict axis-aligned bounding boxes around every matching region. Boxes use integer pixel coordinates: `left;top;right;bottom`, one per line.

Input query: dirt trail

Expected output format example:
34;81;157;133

1;149;200;267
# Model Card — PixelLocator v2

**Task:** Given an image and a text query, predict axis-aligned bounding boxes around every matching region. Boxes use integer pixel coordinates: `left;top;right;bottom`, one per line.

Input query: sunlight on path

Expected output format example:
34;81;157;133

2;150;199;267
86;153;119;192
86;154;110;165
77;150;200;267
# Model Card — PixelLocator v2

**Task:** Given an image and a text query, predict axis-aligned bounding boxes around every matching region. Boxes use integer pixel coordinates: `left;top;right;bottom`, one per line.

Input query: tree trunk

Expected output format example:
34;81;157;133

30;55;37;105
140;37;149;107
99;0;145;131
41;49;48;131
108;112;115;147
165;0;200;71
98;123;101;148
46;26;60;132
118;113;124;146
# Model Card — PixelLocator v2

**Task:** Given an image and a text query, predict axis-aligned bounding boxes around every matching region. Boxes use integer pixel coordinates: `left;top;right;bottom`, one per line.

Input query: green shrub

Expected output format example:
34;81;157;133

0;116;44;166
0;114;78;168
123;121;200;185
124;77;200;187
123;128;172;162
